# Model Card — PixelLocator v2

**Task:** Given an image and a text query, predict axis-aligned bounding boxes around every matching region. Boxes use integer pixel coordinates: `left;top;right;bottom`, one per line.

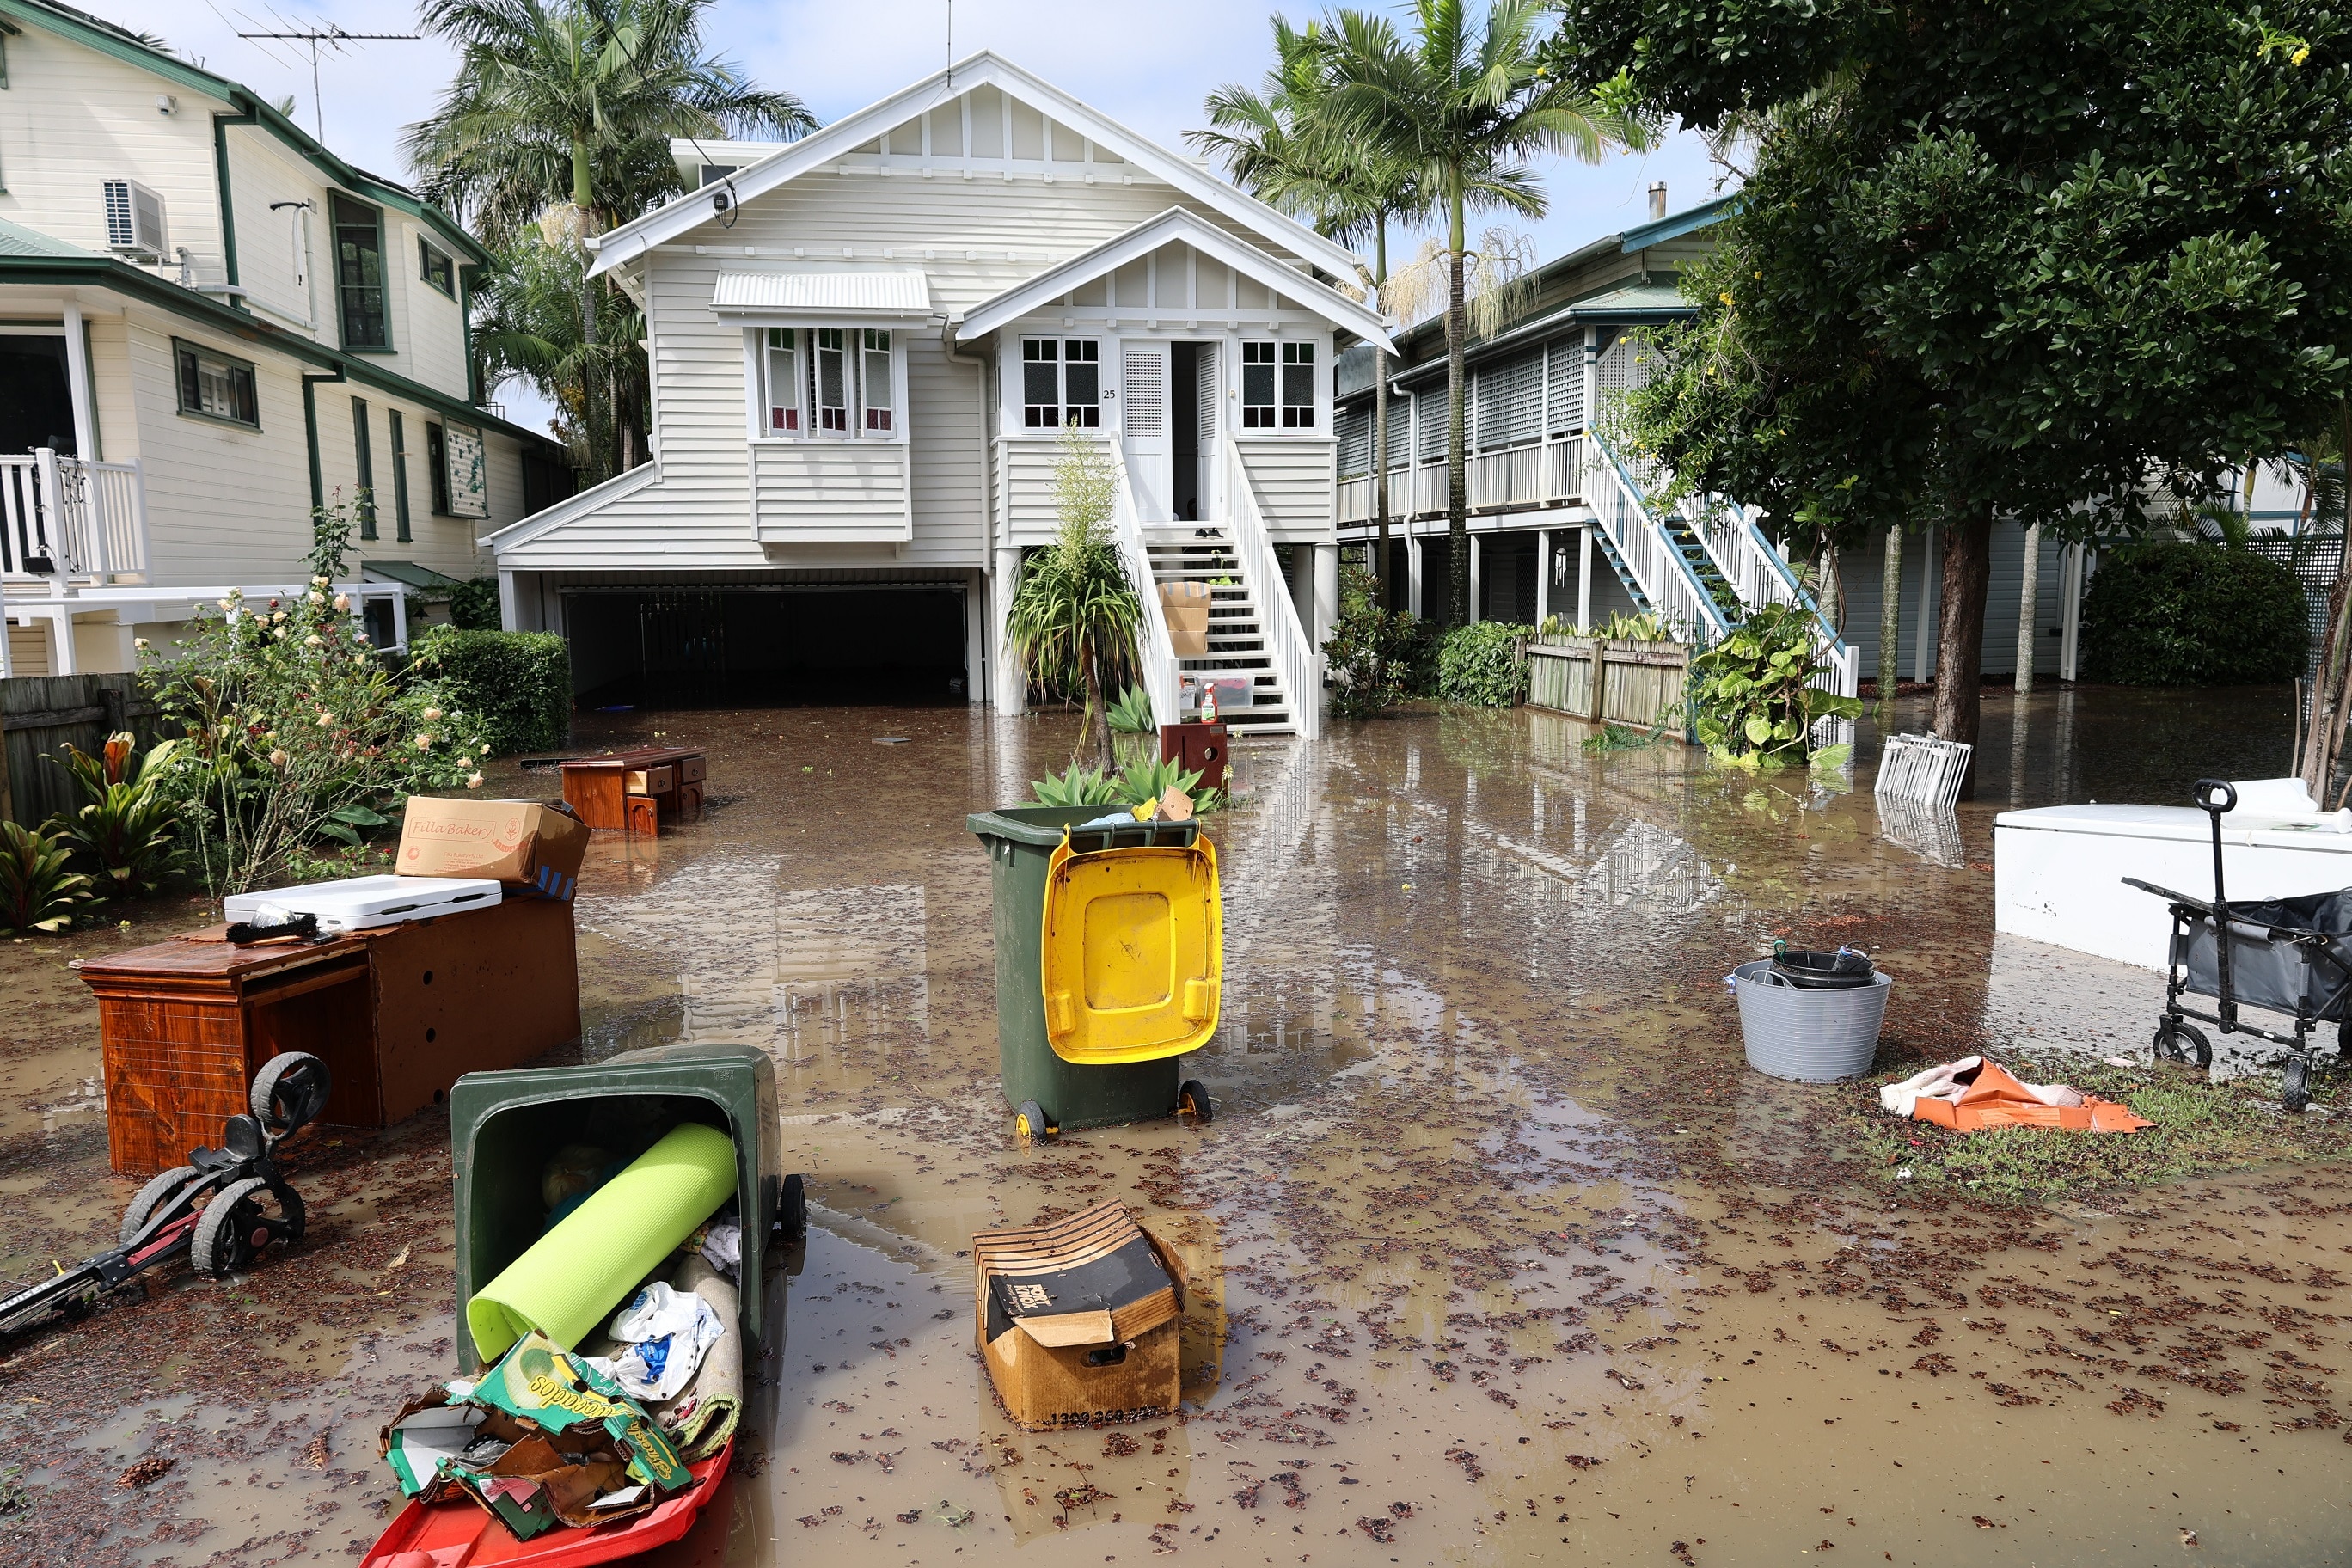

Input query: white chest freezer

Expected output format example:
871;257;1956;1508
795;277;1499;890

1994;781;2352;971
223;874;502;934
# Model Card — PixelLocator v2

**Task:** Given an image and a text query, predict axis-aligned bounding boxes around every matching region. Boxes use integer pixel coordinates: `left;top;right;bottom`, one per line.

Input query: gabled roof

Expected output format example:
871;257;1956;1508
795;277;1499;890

956;207;1393;352
588;52;1361;281
0;0;487;265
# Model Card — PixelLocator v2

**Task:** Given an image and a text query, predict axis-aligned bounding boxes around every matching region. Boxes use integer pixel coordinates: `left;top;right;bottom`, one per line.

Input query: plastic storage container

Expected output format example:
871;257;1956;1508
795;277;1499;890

967;805;1216;1135
1730;960;1892;1082
447;1042;785;1372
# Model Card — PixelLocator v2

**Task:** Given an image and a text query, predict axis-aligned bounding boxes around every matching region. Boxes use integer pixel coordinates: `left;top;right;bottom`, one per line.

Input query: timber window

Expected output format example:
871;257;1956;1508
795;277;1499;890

1241;340;1317;430
764;329;801;431
352;397;377;539
174;340;259;427
861;330;893;431
758;325;903;439
1020;338;1100;428
332;194;389;349
419;237;456;297
426;421;450;513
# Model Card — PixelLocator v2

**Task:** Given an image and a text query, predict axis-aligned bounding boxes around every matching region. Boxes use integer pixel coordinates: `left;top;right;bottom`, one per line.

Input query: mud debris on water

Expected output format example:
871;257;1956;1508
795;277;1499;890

0;685;2349;1565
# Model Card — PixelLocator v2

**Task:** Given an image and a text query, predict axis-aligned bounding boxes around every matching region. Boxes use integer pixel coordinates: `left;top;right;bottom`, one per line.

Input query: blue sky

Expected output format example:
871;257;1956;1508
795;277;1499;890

114;0;1727;433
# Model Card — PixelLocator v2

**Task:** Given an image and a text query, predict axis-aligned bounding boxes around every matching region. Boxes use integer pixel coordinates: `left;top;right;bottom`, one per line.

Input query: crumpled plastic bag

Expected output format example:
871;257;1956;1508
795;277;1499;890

594;1281;726;1402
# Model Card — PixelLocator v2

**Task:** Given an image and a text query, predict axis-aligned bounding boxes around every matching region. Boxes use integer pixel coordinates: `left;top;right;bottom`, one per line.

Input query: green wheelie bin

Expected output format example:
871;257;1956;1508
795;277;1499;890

966;805;1219;1141
446;1042;803;1373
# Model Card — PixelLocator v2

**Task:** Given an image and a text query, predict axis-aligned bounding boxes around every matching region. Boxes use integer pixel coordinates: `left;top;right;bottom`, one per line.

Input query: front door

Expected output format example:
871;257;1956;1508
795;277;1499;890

1120;341;1171;524
0;336;74;455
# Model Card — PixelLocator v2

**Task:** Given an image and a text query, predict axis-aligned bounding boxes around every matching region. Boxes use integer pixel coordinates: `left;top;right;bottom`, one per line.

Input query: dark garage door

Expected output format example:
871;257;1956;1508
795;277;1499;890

566;586;968;708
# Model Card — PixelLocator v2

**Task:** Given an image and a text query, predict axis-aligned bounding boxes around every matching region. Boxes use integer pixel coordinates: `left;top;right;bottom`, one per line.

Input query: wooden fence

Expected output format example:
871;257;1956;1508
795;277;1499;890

1;674;165;827
1523;634;1694;739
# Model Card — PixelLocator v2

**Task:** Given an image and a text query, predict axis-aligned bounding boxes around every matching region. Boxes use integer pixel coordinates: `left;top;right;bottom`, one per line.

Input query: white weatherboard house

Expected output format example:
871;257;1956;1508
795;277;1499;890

488;53;1393;734
0;0;573;677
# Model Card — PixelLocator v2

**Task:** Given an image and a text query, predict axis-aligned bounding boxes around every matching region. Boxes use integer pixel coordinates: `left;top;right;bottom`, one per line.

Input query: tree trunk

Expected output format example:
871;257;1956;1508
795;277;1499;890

1932;510;1994;797
2014;522;2042;695
1372;224;1393;607
1080;635;1113;774
2299;401;2352;802
1445;197;1468;628
1877;523;1903;707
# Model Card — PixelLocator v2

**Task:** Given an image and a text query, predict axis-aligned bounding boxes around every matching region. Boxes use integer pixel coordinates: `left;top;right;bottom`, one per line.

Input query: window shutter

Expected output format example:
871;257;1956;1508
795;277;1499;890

1123;348;1164;438
1415;390;1445;461
1336;405;1369;477
1547;337;1585;434
1475;348;1543;451
1194;345;1218;440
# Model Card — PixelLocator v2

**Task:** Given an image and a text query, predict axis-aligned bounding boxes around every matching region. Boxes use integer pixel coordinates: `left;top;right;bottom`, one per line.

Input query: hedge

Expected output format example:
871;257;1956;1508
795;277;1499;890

1436;622;1534;707
411;628;572;756
2079;542;2308;686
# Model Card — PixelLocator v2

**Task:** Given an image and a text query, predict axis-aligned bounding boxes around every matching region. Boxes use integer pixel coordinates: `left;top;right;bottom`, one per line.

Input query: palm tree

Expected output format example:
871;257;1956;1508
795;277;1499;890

1009;431;1143;770
406;0;812;479
1193;18;1430;607
1321;0;1649;625
471;228;645;474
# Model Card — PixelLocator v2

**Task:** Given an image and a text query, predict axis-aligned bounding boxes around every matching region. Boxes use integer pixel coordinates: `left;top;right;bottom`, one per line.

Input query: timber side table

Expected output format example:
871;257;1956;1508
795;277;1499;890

80;897;580;1174
559;746;707;835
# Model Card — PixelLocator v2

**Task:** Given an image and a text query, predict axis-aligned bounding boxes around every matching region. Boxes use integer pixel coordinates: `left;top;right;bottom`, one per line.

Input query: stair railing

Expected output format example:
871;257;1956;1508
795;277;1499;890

1104;437;1184;728
1225;442;1324;738
1584;428;1732;644
1688;491;1860;701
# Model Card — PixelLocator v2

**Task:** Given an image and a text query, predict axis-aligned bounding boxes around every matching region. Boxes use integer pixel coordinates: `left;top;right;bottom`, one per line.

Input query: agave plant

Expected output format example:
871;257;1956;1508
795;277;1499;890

1030;765;1124;808
1108;685;1158;737
1112;756;1204;809
45;732;182;898
0;821;93;934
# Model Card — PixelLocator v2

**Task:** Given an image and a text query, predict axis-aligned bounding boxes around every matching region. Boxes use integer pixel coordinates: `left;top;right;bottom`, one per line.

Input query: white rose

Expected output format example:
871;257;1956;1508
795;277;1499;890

311;576;328;588
422;707;443;721
133;637;150;651
316;711;334;726
269;749;289;768
333;594;350;611
414;733;435;750
465;773;484;789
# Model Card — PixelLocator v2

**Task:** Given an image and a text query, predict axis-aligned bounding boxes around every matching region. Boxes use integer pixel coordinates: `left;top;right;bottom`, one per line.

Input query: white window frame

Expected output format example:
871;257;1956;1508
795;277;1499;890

1008;334;1106;432
1240;337;1324;433
742;324;908;444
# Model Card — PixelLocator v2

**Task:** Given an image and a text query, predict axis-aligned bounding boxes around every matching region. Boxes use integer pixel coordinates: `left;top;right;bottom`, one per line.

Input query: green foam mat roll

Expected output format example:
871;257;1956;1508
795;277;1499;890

467;1121;738;1363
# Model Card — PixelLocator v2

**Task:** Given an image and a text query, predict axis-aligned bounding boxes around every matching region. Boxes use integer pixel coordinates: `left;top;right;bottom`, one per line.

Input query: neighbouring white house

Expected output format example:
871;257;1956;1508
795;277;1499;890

0;0;573;677
486;52;1393;733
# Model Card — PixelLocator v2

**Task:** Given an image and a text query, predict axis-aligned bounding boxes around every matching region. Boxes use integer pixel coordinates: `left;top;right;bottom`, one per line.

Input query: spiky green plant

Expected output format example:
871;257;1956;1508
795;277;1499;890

1108;686;1158;737
45;732;182;897
1008;429;1142;772
1031;766;1124;808
0;821;92;934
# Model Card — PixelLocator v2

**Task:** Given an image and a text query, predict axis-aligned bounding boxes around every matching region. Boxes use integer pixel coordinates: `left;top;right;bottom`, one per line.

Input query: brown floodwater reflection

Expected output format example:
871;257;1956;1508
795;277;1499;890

0;686;2345;1566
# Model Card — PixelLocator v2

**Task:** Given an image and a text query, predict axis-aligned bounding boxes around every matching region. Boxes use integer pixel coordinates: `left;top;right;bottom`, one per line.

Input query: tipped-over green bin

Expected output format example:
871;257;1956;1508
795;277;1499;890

448;1042;782;1373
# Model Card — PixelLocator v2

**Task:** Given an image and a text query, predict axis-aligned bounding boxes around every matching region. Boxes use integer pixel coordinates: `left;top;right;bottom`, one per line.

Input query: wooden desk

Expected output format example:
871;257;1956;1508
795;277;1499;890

81;897;580;1173
560;747;706;835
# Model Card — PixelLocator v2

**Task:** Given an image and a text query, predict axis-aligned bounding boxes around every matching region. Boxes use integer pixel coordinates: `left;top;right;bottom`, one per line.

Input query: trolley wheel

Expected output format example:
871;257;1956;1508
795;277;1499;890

780;1173;808;1242
119;1166;198;1246
190;1178;305;1279
2152;1020;2212;1072
249;1051;332;1142
1177;1079;1214;1125
1014;1100;1054;1147
2282;1058;2314;1114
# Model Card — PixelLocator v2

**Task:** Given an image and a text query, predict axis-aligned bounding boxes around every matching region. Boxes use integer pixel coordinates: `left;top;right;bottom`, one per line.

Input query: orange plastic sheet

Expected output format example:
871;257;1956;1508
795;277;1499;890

1886;1057;2153;1134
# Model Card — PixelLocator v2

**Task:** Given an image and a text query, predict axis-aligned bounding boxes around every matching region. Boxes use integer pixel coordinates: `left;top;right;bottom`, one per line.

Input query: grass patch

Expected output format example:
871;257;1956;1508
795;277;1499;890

1849;1051;2352;1204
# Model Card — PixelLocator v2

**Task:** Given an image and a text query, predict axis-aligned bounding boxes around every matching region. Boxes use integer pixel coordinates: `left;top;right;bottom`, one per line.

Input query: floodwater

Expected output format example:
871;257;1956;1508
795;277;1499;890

2;683;2348;1567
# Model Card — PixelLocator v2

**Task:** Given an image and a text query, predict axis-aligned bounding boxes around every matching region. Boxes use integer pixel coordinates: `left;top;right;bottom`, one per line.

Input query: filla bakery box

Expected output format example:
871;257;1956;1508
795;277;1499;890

972;1200;1184;1430
398;798;590;898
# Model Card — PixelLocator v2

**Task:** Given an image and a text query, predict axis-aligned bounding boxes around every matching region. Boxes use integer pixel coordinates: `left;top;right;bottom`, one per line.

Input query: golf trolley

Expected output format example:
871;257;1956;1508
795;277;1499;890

0;1051;330;1337
2125;779;2352;1112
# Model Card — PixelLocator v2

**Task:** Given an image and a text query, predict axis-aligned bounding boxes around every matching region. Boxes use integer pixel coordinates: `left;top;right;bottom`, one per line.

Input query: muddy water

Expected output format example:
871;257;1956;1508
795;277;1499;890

1;688;2347;1566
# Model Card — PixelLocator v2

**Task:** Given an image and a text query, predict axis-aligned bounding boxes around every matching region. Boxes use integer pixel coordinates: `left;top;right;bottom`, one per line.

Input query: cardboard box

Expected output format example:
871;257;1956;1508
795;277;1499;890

973;1201;1185;1430
398;797;590;897
1159;581;1211;658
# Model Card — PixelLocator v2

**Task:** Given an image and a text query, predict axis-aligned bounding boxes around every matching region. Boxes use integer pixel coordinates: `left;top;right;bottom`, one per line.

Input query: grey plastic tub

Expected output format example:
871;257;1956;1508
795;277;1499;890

1730;960;1892;1082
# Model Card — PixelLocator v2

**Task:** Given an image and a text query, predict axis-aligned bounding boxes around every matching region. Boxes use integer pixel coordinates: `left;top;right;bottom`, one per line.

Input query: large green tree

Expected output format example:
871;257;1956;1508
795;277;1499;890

1550;0;2352;787
1194;18;1432;604
406;0;812;479
1321;0;1648;626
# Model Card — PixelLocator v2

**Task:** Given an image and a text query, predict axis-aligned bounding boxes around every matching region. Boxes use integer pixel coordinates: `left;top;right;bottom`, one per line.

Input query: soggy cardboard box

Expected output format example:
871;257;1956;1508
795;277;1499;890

973;1200;1184;1430
397;797;590;898
1160;581;1211;658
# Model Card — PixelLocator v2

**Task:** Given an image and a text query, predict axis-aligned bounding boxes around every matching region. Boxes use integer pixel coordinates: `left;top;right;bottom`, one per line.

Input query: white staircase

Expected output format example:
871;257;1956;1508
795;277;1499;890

1142;527;1305;734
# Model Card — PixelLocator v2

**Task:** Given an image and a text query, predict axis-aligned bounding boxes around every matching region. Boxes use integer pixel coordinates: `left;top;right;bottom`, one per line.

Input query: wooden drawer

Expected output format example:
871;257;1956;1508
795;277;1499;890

677;755;706;786
625;765;674;796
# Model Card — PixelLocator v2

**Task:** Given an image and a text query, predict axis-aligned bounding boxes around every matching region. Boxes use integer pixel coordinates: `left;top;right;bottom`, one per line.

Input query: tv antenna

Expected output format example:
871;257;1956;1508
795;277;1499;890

231;15;418;141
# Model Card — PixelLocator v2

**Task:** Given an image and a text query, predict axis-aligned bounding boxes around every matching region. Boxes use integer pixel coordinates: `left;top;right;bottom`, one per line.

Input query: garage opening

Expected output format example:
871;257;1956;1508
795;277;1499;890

565;586;969;709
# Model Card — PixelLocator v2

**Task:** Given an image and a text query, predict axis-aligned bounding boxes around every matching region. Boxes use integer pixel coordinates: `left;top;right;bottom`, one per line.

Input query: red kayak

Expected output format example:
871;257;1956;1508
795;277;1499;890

361;1439;732;1568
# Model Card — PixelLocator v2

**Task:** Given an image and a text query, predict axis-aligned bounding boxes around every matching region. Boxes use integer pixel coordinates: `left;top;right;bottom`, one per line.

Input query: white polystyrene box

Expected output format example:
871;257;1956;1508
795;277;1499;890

223;874;502;934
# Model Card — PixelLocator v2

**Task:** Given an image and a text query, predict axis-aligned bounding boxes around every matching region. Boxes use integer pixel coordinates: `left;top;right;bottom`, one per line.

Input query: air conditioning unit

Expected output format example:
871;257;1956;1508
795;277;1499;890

102;178;168;260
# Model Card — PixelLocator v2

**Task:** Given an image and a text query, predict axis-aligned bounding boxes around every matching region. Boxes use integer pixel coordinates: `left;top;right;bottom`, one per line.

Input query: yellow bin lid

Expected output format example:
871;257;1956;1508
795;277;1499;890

1039;830;1222;1064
